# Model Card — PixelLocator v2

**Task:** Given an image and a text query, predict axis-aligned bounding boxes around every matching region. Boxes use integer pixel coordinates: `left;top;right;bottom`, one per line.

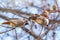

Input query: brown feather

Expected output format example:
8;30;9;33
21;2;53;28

2;22;10;24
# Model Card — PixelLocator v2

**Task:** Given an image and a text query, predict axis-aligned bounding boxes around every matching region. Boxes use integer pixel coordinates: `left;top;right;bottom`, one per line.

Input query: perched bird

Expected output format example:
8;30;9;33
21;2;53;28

41;8;50;18
35;16;49;26
52;4;57;12
37;8;50;26
28;14;49;26
1;18;28;27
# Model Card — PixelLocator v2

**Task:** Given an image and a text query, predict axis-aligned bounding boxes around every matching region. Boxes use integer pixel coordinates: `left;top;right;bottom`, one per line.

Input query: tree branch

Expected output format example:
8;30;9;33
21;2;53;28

0;15;42;40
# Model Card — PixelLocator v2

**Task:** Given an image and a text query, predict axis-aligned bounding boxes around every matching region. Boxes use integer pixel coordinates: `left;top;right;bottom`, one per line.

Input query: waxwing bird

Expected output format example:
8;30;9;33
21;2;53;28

41;8;50;18
2;18;28;27
37;8;50;26
35;16;49;26
28;14;49;26
52;4;57;12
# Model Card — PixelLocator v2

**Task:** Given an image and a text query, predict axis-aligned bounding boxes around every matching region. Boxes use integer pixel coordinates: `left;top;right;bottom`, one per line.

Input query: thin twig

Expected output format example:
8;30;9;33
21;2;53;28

15;29;18;40
0;28;15;34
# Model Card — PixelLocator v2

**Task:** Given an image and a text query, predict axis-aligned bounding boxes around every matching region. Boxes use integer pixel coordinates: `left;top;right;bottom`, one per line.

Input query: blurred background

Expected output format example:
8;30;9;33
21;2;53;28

0;0;60;40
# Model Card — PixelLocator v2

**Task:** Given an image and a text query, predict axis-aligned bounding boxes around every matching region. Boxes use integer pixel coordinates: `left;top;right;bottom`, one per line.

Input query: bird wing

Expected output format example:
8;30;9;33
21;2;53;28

35;18;43;25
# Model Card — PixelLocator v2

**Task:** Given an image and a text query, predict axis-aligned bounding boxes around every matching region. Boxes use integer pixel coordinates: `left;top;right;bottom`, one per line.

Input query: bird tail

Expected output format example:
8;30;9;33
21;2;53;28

2;22;10;24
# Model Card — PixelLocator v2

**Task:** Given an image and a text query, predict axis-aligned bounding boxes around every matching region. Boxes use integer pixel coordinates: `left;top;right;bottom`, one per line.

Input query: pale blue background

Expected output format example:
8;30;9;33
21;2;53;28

0;0;60;40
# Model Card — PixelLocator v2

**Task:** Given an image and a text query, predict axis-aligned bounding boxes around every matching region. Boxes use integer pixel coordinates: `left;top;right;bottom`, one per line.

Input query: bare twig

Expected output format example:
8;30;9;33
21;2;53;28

0;28;15;34
53;31;55;40
0;14;9;20
0;8;31;16
20;26;42;40
15;29;18;40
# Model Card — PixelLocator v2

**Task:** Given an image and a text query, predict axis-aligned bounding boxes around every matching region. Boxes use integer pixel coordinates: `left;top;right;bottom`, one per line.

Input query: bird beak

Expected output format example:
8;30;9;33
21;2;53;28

2;22;10;24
